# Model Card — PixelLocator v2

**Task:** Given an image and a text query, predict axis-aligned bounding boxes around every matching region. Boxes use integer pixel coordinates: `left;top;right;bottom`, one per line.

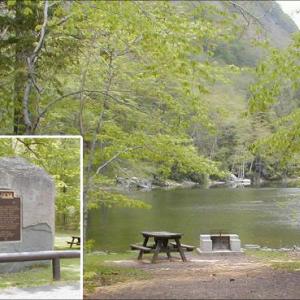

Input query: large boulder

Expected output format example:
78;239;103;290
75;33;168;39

0;157;55;272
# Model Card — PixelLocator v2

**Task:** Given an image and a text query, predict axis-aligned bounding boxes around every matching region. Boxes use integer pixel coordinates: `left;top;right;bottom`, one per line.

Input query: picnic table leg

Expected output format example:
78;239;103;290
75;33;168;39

69;237;74;249
151;240;162;263
138;236;149;260
175;238;187;262
163;239;172;260
166;248;172;260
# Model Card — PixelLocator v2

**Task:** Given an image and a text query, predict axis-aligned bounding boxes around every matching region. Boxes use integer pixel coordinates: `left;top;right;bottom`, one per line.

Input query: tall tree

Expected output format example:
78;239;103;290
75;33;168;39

249;32;300;169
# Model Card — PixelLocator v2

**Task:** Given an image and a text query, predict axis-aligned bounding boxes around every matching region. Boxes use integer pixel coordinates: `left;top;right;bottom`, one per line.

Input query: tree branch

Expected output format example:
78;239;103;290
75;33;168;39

54;15;72;27
0;25;9;40
16;138;40;159
32;89;147;132
95;146;143;175
31;0;49;63
22;79;33;130
228;1;264;29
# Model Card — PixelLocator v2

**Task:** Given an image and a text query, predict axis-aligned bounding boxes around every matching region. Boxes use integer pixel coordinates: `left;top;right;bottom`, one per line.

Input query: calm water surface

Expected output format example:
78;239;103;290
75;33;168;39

88;187;300;251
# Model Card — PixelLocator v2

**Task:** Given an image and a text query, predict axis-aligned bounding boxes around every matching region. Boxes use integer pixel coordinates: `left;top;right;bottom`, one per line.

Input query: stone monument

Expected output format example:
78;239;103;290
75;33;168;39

0;157;55;272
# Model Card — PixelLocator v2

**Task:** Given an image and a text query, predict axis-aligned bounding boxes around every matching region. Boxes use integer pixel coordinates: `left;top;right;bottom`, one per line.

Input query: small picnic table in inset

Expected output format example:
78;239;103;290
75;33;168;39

67;236;80;248
131;231;194;263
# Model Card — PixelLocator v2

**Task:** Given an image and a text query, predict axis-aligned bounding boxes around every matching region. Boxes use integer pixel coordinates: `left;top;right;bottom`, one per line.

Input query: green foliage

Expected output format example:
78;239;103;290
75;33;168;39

88;189;150;210
1;0;298;213
68;1;238;208
84;239;95;253
249;33;300;169
0;138;81;229
249;33;300;113
214;40;260;67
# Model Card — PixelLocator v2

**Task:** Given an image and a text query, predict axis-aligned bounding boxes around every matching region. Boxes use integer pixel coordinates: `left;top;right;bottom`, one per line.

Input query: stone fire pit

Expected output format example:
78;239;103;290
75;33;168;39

197;234;243;254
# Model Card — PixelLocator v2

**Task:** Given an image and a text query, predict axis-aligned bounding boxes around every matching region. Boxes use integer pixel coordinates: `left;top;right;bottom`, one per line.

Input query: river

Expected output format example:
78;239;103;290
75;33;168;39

87;186;300;251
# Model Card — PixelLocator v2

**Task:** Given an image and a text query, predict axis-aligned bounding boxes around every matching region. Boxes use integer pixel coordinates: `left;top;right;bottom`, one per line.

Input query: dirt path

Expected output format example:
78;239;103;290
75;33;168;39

88;253;300;299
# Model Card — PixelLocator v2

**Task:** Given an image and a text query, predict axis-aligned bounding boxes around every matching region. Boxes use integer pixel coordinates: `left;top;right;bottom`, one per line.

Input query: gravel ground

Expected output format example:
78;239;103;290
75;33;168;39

0;282;81;299
88;253;300;299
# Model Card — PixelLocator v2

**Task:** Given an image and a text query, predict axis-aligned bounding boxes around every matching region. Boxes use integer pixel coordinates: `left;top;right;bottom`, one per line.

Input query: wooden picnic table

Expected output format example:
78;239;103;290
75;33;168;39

67;236;80;248
132;231;189;263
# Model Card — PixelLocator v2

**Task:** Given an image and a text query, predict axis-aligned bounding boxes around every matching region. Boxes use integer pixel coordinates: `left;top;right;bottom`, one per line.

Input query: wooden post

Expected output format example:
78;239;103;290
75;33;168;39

52;258;61;281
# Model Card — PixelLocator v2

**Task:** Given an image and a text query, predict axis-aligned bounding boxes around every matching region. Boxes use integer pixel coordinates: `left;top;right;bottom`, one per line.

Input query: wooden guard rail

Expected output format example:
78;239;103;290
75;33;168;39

0;250;80;281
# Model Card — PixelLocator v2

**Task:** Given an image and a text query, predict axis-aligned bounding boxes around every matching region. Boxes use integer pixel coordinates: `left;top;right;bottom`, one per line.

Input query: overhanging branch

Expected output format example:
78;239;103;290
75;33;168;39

95;146;143;175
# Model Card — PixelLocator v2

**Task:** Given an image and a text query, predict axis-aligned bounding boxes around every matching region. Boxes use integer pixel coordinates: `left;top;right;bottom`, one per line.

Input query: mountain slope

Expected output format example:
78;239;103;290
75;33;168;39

213;1;298;67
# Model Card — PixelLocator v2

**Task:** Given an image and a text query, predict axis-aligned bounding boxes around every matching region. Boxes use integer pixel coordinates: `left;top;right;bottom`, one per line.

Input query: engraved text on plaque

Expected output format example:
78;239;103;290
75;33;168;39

0;191;21;242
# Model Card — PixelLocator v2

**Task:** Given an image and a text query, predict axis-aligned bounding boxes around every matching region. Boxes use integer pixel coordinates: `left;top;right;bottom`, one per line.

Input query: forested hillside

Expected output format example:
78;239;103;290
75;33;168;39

214;1;298;67
198;1;300;184
0;1;299;214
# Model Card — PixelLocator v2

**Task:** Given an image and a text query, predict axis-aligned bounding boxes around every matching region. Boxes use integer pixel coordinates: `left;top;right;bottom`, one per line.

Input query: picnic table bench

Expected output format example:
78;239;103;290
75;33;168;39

169;241;194;251
131;231;194;263
67;236;80;248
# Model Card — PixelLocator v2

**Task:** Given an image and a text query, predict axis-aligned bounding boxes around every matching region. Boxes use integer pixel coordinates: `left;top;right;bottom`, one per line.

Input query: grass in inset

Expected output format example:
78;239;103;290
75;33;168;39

0;231;80;289
0;258;80;289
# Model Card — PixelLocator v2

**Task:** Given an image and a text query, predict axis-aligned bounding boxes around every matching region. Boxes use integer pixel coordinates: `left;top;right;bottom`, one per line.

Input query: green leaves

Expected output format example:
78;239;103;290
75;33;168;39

0;138;81;229
88;189;150;210
248;33;300;169
249;33;300;113
1;1;254;208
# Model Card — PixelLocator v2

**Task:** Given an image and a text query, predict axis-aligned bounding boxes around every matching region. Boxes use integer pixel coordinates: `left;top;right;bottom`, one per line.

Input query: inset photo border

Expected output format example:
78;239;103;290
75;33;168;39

0;135;83;299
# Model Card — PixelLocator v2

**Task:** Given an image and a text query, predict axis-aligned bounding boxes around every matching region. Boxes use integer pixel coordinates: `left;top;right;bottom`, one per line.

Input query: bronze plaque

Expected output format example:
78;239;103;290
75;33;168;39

0;192;21;242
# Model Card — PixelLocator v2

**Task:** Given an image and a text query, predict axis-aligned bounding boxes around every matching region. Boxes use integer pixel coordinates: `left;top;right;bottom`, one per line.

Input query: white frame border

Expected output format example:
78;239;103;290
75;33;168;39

0;135;83;298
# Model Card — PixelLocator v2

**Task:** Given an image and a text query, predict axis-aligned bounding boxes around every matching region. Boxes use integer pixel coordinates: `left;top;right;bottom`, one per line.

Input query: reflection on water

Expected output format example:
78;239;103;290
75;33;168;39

88;187;300;251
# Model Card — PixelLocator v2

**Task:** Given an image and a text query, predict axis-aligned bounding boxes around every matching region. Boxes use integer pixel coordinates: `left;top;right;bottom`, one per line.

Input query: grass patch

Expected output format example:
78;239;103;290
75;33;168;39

271;261;300;272
0;258;80;289
245;249;290;260
245;249;300;272
0;232;80;289
84;252;151;294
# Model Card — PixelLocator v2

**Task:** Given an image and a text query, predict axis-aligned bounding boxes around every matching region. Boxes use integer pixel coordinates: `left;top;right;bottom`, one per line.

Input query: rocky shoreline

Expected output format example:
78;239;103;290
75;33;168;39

114;176;201;191
243;244;300;252
109;175;300;192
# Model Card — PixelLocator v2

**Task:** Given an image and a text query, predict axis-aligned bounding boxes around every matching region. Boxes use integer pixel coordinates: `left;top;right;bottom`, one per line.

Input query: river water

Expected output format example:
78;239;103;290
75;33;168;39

88;186;300;251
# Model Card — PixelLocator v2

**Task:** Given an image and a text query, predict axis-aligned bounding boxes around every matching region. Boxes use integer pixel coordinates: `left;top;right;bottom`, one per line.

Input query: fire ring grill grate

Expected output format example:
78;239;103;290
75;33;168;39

211;235;230;250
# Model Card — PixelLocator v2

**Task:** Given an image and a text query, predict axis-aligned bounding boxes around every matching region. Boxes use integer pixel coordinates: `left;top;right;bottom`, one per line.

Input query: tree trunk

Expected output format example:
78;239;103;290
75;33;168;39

83;51;114;244
14;0;27;134
13;0;38;134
